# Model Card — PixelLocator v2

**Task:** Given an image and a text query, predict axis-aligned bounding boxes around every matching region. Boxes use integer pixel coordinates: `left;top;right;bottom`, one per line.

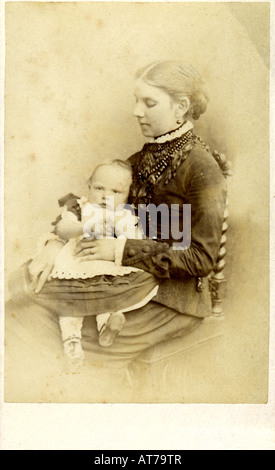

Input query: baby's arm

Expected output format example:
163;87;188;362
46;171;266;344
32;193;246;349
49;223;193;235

55;210;83;240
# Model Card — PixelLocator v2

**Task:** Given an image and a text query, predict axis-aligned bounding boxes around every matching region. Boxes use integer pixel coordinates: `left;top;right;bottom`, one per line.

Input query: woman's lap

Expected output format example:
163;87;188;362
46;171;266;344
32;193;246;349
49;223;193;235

5;298;202;369
8;261;159;317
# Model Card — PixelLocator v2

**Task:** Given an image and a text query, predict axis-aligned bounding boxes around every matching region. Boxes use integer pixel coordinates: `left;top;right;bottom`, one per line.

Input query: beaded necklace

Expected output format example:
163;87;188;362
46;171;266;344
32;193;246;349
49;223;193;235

131;130;195;205
130;130;231;206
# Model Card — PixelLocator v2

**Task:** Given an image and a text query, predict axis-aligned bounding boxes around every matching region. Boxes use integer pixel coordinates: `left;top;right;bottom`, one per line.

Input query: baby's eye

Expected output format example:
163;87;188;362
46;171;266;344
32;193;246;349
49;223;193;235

94;186;103;191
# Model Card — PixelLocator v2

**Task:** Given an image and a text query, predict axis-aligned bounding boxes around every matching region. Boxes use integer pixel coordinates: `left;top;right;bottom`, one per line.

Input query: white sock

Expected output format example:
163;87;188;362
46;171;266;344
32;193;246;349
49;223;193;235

59;316;84;342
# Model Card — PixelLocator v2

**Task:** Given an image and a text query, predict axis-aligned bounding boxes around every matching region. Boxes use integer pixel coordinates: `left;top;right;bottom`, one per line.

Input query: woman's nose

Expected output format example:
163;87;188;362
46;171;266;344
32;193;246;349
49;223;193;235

133;102;145;118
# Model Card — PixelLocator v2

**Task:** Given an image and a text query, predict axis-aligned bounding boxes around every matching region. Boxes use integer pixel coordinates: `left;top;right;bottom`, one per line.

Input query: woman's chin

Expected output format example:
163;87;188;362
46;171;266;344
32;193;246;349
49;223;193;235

139;125;153;137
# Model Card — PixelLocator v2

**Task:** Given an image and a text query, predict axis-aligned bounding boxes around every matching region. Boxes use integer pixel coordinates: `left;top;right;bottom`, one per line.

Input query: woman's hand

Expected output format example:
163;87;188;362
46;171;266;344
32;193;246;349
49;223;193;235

28;239;64;293
74;238;117;262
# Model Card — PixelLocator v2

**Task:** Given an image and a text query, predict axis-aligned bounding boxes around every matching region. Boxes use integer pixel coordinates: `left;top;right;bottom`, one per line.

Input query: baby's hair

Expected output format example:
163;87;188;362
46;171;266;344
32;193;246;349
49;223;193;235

87;159;133;187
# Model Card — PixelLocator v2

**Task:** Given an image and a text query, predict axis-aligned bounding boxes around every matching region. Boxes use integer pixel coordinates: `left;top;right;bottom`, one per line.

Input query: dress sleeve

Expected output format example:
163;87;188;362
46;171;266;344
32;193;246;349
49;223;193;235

122;149;227;279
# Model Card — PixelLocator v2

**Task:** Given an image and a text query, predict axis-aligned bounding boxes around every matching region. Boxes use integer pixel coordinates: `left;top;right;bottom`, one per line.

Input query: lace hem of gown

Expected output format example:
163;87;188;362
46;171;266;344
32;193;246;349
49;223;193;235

50;238;141;279
51;264;141;280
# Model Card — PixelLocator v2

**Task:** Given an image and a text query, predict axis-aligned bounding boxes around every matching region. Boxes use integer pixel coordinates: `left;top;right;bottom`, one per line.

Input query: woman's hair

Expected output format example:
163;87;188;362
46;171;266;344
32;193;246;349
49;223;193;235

136;60;209;120
87;159;133;187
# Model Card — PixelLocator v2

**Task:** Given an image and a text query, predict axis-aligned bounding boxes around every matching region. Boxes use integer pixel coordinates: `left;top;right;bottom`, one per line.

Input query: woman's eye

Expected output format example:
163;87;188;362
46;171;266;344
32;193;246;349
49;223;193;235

145;100;157;108
113;190;121;194
95;187;103;191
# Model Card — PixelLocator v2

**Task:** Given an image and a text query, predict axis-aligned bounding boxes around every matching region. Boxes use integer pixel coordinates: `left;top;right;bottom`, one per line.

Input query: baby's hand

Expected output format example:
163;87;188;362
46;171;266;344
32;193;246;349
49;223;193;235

29;239;64;293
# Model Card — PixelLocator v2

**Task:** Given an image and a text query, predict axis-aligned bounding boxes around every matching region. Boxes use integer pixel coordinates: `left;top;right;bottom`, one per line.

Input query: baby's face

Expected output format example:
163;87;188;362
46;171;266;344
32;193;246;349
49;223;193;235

89;165;131;210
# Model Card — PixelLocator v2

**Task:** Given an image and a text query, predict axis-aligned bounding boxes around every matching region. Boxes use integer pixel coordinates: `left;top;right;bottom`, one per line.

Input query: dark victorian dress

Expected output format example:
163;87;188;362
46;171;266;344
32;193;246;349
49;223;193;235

5;123;227;388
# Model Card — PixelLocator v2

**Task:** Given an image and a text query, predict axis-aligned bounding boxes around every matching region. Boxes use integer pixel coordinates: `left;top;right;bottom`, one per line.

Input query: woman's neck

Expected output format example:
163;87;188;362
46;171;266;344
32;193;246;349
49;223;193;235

148;120;194;144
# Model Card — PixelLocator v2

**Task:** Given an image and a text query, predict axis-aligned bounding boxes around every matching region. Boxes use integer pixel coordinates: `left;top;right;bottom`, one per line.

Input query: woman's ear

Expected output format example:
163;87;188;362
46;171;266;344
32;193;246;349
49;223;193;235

175;97;191;121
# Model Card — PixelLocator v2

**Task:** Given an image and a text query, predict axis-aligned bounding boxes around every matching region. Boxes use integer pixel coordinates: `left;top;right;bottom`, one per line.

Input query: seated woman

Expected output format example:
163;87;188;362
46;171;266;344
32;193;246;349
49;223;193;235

6;60;227;385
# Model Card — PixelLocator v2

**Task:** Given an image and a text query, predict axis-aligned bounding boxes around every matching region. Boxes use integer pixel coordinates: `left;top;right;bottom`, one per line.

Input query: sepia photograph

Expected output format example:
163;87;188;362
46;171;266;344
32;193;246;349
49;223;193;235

2;0;271;409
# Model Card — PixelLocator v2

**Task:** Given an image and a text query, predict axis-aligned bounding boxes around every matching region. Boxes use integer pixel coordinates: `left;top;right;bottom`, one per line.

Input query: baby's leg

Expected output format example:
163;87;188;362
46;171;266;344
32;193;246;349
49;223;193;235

97;312;125;348
59;316;85;363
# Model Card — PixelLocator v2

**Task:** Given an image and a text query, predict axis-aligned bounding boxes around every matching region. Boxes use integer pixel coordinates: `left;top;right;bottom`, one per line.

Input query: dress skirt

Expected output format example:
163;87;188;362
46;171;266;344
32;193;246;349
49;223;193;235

8;260;159;317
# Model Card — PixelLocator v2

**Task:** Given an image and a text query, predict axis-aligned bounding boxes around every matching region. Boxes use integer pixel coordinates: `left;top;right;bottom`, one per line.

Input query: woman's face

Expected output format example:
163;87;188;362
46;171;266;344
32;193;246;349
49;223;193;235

133;79;181;138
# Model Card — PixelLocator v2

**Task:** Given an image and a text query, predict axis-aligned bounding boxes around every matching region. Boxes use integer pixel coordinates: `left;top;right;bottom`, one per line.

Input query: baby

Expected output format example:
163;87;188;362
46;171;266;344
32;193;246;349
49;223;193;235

48;159;158;364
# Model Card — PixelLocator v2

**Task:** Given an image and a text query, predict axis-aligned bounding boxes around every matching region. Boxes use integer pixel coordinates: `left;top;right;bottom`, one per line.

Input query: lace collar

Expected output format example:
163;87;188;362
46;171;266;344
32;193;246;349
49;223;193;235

148;120;194;144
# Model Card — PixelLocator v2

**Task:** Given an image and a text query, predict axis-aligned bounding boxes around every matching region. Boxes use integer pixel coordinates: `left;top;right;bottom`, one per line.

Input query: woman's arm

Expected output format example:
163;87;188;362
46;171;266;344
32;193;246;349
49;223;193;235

122;148;227;279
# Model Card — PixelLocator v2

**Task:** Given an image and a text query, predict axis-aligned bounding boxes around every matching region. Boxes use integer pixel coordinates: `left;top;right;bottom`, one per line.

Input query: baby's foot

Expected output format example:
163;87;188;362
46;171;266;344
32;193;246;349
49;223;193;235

63;337;85;365
99;312;125;348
